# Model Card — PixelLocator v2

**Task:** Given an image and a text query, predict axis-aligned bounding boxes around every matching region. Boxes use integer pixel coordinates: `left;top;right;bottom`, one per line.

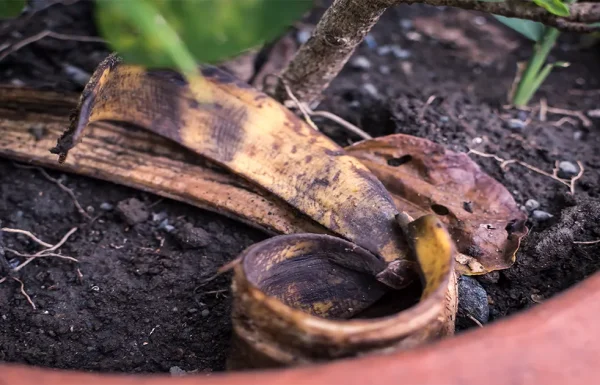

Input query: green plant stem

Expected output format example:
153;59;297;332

512;27;560;107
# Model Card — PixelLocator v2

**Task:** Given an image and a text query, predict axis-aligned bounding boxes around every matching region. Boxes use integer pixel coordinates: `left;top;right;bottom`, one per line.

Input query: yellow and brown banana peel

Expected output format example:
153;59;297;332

0;55;526;368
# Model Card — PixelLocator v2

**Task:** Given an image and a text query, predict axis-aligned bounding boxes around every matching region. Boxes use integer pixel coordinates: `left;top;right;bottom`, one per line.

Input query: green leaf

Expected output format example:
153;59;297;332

0;0;26;18
493;16;546;42
96;0;313;67
532;0;570;17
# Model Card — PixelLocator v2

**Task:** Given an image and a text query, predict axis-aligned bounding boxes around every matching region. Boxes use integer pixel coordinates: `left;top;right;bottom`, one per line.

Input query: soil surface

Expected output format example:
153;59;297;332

1;0;599;375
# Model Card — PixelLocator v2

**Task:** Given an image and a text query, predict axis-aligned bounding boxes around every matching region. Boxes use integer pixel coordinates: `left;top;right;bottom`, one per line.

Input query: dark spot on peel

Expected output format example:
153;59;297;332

201;65;252;89
188;99;199;109
387;155;412;167
436;222;443;228
325;149;345;156
210;104;247;162
466;244;484;258
291;145;297;154
147;69;188;86
313;178;330;187
463;201;473;213
431;204;450;216
332;170;341;182
305;155;313;163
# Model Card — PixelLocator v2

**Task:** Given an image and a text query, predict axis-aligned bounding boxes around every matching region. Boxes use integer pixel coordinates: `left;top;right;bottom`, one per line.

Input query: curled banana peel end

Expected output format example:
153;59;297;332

228;214;457;369
50;53;122;163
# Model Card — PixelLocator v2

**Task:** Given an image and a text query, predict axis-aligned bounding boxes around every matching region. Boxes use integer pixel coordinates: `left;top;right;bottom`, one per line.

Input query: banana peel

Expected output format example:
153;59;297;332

51;54;409;269
1;57;463;368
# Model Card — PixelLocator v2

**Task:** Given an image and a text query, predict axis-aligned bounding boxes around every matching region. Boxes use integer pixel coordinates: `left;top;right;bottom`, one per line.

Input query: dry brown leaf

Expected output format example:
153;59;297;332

345;134;528;274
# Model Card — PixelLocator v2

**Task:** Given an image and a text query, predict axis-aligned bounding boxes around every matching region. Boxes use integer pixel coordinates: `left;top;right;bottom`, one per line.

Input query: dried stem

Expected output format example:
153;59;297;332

278;0;600;105
1;228;53;248
0;30;105;62
574;239;600;245
12;277;36;309
12;163;92;220
468;149;584;194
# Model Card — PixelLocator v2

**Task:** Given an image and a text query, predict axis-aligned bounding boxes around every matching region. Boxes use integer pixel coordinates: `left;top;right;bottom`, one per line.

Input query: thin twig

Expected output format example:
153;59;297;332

0;277;7;284
12;277;35;309
283;81;373;139
283;82;319;131
569;161;585;195
13;164;91;220
546;106;592;128
310;110;372;140
573;239;600;245
467;314;483;328
468;149;584;194
0;30;105;62
418;95;437;123
2;227;78;272
1;228;53;248
40;227;78;253
539;98;548;122
7;249;79;272
551;117;578;127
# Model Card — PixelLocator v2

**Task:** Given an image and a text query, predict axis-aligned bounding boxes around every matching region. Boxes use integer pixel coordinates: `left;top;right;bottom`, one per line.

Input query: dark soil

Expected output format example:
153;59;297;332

1;0;599;375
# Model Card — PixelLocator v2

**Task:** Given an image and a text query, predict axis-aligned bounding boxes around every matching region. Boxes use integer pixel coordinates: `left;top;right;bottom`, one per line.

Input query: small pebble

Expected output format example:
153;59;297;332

472;137;483;144
28;123;46;141
377;46;391;56
439;116;449;123
377;45;411;59
557;161;579;178
473;16;486;26
517;110;528;121
296;29;311;44
364;34;377;49
405;31;422;41
399;19;413;30
379;65;390;75
173;223;211;249
63;64;91;87
201;309;210;317
457;276;489;327
116;198;149;225
99;202;114;211
587;109;600;118
152;211;168;222
573;131;583;140
170;366;187;376
525;199;540;211
159;219;175;233
8;258;20;269
350;56;371;70
507;118;526;130
532;210;553;221
362;83;379;98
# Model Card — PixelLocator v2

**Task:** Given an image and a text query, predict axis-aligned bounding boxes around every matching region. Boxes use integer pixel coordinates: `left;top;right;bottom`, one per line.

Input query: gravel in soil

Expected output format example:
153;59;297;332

1;0;599;373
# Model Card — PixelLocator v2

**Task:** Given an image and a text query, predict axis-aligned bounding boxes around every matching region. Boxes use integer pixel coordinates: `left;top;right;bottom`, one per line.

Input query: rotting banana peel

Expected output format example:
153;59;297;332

35;55;459;366
228;221;456;368
50;54;410;270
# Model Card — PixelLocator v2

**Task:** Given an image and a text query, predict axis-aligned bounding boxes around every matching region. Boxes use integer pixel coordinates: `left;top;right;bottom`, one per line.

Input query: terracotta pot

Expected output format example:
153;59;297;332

3;270;599;385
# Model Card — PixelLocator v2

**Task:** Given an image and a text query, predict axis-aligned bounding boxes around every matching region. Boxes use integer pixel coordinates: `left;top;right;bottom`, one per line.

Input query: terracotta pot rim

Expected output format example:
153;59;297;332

237;232;450;338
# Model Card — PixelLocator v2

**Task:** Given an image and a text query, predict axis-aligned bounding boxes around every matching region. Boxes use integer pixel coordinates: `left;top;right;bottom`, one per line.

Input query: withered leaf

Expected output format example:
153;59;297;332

345;134;528;274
